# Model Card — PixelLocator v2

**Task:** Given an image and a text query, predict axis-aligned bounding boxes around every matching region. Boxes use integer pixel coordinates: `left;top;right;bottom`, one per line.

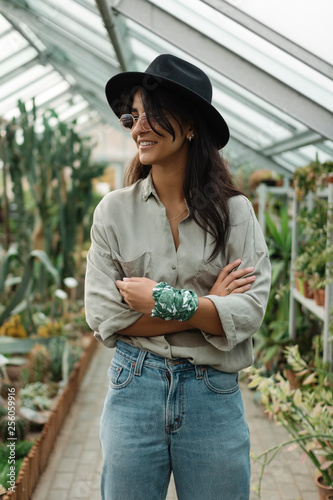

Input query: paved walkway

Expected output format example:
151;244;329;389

32;342;318;500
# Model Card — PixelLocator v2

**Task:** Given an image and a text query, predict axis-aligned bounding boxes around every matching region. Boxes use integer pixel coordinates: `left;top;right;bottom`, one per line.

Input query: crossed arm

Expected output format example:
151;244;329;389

115;259;256;337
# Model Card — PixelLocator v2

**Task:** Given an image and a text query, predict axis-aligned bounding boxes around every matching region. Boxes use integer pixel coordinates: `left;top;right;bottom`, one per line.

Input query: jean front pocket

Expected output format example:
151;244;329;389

203;367;239;395
108;353;135;390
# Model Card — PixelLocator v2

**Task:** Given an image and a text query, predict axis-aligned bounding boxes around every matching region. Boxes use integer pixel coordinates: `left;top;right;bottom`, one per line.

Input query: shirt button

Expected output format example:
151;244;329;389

164;345;169;350
172;265;177;270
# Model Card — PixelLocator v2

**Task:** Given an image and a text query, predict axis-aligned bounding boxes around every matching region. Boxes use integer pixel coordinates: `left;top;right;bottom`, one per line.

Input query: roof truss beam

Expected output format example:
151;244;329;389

227;137;294;177
110;0;333;142
260;130;323;156
95;0;133;71
2;0;118;66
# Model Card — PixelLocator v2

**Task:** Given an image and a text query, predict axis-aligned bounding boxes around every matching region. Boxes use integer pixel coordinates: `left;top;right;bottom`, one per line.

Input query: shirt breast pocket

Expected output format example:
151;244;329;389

191;259;223;293
111;249;153;279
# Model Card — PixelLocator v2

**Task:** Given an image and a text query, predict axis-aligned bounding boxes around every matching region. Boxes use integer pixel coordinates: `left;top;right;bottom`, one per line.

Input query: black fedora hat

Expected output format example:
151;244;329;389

105;54;229;149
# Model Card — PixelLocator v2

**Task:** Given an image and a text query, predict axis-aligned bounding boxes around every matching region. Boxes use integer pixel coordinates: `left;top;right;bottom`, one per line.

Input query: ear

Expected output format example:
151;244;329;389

185;123;195;141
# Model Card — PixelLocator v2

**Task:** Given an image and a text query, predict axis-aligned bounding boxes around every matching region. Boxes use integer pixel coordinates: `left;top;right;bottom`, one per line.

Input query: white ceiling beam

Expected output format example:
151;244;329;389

109;0;333;142
1;0;118;66
227;137;294;177
0;56;39;86
260;130;323;156
95;0;133;71
201;0;333;80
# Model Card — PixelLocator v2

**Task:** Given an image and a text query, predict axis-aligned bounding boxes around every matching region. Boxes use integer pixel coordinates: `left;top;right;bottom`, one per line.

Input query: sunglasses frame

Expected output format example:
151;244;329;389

119;113;154;132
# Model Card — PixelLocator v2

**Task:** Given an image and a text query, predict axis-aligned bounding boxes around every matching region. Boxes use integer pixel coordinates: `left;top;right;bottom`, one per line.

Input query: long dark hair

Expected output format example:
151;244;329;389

122;86;243;260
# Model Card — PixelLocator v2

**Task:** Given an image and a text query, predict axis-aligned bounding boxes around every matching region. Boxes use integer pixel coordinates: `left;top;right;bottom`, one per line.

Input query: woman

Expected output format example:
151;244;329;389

85;54;271;500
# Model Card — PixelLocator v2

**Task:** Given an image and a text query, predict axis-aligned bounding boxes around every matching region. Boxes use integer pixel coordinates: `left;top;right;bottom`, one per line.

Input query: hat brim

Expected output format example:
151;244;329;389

105;71;229;149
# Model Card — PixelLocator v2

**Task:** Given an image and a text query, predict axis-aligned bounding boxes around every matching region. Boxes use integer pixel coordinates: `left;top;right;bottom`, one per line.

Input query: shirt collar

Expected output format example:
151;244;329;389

141;170;159;202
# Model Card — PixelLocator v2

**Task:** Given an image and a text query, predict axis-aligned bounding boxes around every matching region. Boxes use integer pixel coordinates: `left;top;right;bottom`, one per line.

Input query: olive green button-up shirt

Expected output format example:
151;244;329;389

85;172;271;372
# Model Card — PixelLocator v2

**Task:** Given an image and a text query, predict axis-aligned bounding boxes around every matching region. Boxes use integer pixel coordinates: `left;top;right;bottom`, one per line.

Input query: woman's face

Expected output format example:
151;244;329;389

130;91;192;168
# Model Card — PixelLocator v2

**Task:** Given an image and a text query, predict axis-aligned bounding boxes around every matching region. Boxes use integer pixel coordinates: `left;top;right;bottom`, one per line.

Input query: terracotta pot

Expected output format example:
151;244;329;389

319;288;326;307
314;475;333;500
314;289;321;306
303;279;314;299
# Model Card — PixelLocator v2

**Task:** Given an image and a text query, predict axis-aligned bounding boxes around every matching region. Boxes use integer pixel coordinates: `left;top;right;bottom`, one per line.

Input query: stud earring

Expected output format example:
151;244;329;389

188;135;194;141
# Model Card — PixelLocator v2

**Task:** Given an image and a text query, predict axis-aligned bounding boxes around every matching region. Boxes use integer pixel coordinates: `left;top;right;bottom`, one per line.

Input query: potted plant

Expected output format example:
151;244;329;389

292;160;333;202
247;339;333;499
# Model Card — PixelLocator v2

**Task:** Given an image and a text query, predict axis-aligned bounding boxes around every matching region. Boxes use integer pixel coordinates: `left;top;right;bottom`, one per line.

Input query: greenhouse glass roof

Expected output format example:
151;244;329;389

0;0;332;177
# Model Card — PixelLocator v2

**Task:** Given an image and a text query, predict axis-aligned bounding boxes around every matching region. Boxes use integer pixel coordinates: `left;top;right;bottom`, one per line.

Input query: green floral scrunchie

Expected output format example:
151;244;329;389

151;281;199;321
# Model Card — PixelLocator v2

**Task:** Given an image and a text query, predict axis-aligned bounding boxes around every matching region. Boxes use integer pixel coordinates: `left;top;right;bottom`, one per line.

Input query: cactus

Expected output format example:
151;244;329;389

0;382;12;400
48;336;66;381
0;414;29;442
29;343;50;383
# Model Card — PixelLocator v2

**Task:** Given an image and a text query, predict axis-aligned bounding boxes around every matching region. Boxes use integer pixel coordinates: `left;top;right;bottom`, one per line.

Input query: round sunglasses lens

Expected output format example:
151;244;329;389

120;115;134;131
141;114;158;131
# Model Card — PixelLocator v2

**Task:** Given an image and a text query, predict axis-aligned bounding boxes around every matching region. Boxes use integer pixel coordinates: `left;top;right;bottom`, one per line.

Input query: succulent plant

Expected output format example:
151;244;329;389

29;343;50;383
0;315;27;338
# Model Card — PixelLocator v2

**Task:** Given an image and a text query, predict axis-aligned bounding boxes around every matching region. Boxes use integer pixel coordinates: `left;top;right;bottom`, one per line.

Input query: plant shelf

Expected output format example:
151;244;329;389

291;288;325;321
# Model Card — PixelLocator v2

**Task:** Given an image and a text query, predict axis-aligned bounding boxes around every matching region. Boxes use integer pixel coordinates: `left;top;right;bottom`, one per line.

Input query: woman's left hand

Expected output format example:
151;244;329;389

116;277;158;314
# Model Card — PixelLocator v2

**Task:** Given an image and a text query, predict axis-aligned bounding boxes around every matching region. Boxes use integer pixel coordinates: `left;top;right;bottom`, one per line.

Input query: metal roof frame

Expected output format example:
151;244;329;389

0;0;332;178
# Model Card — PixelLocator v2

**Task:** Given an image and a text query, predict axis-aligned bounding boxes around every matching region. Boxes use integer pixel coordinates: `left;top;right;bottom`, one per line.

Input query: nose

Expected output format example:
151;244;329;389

132;115;146;134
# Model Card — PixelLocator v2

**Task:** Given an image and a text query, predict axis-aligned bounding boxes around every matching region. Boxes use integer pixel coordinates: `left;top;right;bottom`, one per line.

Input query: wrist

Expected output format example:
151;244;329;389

151;282;199;322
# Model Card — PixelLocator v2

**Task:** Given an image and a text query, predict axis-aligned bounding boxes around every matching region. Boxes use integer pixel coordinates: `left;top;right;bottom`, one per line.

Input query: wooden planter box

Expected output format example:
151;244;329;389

2;335;97;500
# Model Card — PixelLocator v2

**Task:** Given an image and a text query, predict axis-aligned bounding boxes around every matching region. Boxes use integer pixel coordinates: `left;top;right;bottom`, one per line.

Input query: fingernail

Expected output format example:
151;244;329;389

245;284;251;289
123;277;130;281
249;275;256;280
235;258;242;264
247;267;255;272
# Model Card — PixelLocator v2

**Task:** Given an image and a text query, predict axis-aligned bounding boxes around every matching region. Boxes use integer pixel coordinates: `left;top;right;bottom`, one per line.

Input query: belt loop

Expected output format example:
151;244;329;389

195;364;204;379
134;349;147;376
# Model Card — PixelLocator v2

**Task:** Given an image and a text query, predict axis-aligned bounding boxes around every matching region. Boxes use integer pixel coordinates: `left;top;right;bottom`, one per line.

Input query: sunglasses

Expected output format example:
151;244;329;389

119;113;168;132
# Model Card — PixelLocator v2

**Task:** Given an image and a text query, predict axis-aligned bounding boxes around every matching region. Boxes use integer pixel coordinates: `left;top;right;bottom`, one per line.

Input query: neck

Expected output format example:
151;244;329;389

151;163;185;205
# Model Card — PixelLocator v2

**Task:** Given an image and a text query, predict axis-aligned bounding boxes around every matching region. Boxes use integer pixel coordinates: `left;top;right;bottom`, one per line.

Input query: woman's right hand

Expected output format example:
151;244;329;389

208;259;256;297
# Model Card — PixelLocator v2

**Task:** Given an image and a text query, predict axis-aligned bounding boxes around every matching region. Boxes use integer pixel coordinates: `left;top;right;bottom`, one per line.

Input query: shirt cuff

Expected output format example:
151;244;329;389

200;295;238;352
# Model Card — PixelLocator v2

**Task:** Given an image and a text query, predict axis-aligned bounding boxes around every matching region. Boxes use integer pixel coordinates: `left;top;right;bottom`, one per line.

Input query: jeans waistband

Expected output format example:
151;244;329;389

116;340;204;378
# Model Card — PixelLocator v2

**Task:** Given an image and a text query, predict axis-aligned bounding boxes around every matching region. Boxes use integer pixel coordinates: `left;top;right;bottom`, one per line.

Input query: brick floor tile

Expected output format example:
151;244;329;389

51;472;74;489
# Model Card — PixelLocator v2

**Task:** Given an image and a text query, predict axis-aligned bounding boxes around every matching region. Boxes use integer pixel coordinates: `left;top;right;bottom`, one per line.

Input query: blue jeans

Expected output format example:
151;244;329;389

100;340;250;500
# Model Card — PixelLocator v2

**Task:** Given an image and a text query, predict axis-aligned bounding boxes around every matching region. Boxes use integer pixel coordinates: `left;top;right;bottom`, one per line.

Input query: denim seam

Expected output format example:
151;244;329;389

203;371;240;395
159;464;172;500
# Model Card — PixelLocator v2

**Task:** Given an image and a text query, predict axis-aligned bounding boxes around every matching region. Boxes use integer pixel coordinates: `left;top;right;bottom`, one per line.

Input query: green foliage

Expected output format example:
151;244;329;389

0;100;106;281
20;382;53;411
254;205;292;369
248;340;333;496
0;414;30;442
47;336;66;381
292;159;333;201
0;440;34;487
296;198;333;290
0;250;60;326
0;100;107;332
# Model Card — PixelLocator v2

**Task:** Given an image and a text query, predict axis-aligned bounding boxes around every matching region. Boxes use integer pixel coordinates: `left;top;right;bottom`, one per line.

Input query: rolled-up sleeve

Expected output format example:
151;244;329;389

201;198;271;352
84;202;142;347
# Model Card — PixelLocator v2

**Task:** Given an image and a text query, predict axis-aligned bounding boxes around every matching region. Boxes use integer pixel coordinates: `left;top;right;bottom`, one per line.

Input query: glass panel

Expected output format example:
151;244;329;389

225;0;333;64
0;46;37;78
0;30;27;60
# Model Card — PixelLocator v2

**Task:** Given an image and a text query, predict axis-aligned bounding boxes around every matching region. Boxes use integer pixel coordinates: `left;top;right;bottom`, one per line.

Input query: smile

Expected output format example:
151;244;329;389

138;141;157;148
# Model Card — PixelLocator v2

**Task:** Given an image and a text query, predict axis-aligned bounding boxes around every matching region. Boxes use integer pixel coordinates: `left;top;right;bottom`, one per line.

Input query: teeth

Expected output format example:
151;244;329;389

140;141;155;146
